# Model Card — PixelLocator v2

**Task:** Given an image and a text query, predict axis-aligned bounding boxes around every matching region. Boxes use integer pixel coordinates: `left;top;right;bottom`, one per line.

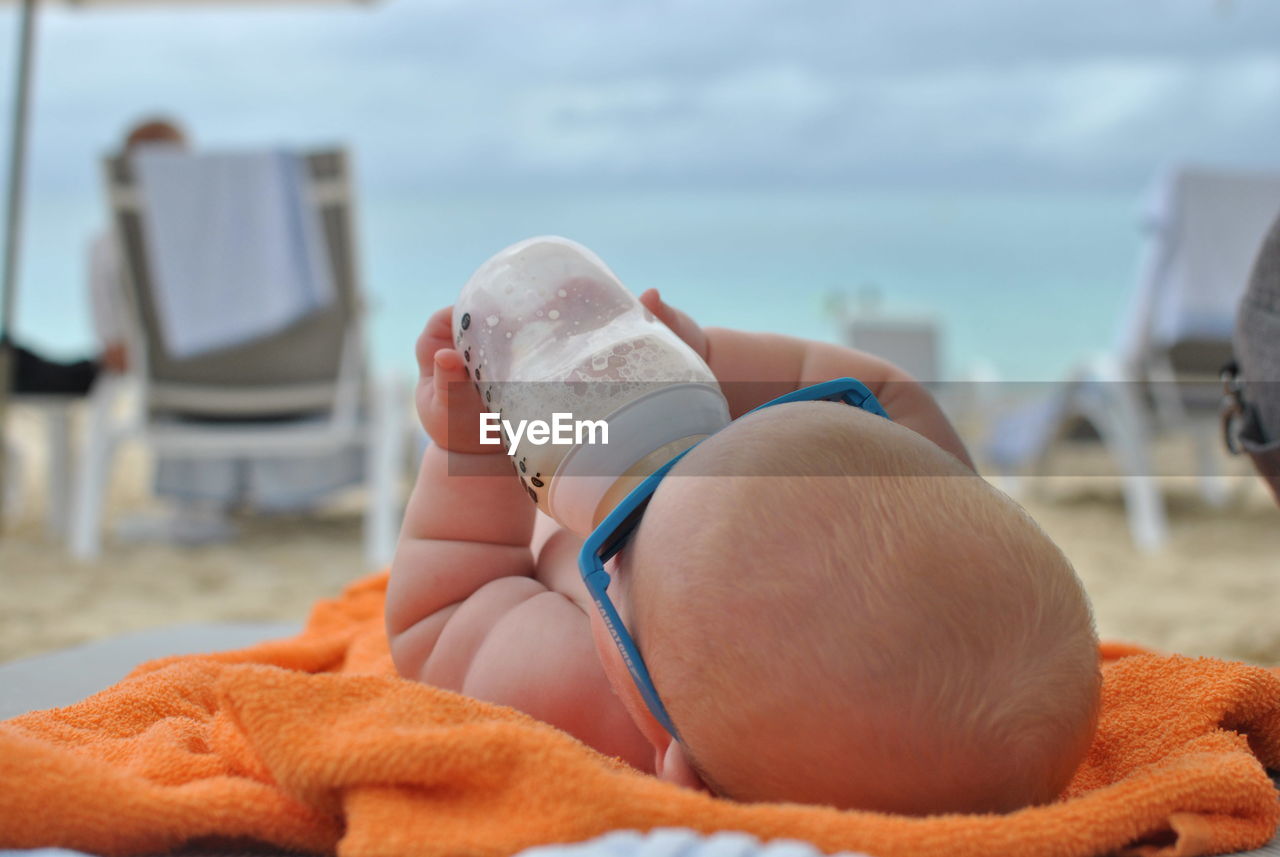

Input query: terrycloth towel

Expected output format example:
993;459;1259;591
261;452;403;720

1;573;1278;857
134;148;336;359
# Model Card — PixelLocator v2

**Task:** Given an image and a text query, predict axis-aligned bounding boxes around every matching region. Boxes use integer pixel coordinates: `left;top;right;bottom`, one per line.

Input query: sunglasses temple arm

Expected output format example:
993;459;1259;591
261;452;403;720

586;576;681;740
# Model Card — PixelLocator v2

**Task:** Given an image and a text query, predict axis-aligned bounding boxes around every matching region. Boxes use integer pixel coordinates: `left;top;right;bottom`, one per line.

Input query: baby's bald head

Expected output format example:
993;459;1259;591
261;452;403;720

622;402;1099;814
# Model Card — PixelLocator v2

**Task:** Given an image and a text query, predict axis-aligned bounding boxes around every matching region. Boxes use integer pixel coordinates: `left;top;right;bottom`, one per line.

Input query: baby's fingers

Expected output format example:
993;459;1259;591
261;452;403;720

640;289;709;360
429;348;477;429
415;305;457;379
414;347;464;438
424;348;500;454
432;348;470;402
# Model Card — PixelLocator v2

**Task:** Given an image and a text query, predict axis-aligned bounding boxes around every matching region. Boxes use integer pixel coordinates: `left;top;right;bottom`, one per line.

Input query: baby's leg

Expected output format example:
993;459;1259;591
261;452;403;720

531;510;559;556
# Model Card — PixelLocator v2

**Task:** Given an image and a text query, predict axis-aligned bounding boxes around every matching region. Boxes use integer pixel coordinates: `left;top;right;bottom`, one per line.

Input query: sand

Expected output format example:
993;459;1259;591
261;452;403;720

2;400;1278;667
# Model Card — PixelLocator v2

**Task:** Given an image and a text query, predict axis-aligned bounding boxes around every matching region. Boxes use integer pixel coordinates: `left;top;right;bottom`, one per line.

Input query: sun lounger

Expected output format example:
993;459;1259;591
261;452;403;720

843;317;942;385
985;167;1280;550
69;149;406;567
0;623;298;721
5;395;76;538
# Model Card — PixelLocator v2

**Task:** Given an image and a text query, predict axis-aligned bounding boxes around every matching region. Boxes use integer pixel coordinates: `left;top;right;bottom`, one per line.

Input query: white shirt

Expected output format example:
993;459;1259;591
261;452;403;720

87;231;127;348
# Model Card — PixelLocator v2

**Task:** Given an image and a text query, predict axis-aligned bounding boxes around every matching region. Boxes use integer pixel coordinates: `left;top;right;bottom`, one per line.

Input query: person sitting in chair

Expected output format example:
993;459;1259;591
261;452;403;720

4;118;180;397
1226;212;1280;502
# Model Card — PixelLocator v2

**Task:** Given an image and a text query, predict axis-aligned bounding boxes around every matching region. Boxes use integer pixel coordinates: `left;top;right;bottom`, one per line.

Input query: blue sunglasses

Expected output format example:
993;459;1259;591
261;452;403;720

577;377;891;740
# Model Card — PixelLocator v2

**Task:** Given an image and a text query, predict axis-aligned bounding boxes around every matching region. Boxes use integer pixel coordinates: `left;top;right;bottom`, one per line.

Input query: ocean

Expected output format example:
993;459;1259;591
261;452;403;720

11;186;1143;383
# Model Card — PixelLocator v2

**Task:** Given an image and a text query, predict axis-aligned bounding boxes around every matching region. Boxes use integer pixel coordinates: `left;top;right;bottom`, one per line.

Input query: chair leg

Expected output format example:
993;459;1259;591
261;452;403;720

44;404;73;539
1080;382;1169;552
3;442;24;521
1120;472;1168;553
364;373;405;569
70;385;119;561
989;474;1028;501
1112;394;1168;553
1192;424;1231;508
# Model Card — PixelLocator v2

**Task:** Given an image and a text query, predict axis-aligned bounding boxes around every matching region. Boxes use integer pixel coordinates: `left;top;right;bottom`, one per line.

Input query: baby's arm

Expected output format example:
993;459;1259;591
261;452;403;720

385;307;538;681
386;308;652;766
640;290;974;469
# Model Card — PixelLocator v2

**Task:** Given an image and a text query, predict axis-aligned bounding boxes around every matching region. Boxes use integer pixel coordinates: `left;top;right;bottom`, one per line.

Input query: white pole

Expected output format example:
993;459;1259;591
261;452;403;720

0;0;39;525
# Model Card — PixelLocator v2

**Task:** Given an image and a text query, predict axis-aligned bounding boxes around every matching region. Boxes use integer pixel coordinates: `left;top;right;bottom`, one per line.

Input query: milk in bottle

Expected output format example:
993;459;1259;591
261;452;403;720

453;236;730;536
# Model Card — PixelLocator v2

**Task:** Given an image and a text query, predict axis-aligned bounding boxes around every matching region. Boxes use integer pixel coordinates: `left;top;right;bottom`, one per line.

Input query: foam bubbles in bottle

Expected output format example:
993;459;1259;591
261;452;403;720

453;236;730;535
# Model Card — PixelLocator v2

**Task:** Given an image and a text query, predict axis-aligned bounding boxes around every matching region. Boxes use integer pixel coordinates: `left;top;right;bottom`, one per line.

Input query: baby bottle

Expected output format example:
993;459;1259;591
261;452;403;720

453;236;730;536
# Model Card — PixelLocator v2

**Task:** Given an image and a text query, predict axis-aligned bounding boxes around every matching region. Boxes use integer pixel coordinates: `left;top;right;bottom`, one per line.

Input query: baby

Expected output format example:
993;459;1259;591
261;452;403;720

387;289;1101;815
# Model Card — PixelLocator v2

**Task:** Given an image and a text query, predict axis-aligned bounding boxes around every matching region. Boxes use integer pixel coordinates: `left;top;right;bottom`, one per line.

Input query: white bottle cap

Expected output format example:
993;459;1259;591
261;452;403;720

547;382;731;535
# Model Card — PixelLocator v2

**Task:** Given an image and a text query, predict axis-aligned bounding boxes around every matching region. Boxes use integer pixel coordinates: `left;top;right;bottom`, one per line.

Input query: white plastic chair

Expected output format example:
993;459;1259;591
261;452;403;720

69;149;406;568
7;394;75;537
986;167;1280;550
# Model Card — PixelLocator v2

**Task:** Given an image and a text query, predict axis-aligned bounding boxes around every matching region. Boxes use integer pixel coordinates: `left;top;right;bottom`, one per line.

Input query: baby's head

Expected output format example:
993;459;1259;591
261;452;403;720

124;116;188;153
592;401;1100;815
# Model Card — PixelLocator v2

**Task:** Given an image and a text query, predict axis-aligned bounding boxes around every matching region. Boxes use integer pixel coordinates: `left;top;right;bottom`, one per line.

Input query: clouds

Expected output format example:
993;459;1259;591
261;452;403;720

3;0;1280;193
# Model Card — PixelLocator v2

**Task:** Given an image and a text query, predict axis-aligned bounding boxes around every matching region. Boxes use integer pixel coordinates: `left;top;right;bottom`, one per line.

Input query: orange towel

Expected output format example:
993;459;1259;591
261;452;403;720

1;573;1277;857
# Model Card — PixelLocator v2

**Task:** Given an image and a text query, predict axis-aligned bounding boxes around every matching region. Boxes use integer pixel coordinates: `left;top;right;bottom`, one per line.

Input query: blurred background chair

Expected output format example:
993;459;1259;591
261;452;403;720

827;288;943;385
845;317;942;385
5;395;74;537
4;336;108;540
70;148;405;567
827;287;1004;435
986;166;1280;550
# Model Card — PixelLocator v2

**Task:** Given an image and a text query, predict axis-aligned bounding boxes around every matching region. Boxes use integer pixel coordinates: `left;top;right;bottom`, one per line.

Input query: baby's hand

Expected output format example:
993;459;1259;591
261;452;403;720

415;306;503;454
640;289;709;362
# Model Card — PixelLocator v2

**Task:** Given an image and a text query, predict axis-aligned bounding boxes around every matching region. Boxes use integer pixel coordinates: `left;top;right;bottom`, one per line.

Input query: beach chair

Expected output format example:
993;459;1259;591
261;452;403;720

844;317;942;385
68;149;406;567
7;395;75;537
828;290;943;385
829;296;1006;433
985;167;1280;550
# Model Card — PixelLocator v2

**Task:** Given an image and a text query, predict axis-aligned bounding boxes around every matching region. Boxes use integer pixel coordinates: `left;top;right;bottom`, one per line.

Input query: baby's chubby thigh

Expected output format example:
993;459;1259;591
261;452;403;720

459;583;632;754
418;575;549;692
532;511;560;555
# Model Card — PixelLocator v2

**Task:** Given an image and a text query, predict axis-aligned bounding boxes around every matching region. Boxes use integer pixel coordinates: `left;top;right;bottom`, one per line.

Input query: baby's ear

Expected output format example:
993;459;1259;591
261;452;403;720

655;740;710;793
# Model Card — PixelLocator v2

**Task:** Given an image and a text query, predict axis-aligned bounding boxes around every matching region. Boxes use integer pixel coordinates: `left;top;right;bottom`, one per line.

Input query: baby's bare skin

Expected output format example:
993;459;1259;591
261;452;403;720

386;289;973;781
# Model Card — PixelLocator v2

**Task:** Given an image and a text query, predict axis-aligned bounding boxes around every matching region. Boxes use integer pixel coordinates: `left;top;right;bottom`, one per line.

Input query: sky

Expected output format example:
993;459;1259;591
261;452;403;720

1;0;1279;377
1;0;1279;198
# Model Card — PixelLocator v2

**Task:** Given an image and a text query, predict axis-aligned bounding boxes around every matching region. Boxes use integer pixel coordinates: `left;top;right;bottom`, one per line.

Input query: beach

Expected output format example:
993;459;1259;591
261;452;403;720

2;399;1278;667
